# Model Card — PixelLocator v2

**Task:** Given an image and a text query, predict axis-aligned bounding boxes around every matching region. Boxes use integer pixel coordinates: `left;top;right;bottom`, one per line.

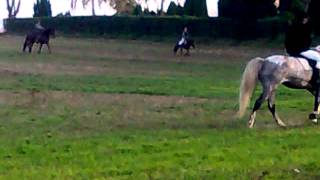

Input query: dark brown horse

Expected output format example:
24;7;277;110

23;28;55;54
173;39;195;56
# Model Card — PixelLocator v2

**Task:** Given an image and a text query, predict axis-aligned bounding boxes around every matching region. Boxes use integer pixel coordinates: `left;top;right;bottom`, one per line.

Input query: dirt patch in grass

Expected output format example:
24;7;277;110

0;61;108;75
0;90;212;108
0;90;234;131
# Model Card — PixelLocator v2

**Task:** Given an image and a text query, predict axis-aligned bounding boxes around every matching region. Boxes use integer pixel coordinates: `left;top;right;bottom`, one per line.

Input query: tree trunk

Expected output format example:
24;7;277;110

92;0;96;16
304;0;311;12
159;0;165;16
6;0;21;19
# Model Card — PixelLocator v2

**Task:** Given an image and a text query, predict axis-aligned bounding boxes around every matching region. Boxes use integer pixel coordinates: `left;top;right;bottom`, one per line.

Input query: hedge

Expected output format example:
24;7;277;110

4;16;289;39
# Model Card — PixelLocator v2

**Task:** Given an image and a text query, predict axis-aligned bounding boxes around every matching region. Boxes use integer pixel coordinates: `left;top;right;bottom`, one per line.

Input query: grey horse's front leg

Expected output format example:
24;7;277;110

309;88;320;123
268;92;286;127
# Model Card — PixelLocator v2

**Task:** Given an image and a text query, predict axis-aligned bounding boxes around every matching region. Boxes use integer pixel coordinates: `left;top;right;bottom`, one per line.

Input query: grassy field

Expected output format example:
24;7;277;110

0;35;319;179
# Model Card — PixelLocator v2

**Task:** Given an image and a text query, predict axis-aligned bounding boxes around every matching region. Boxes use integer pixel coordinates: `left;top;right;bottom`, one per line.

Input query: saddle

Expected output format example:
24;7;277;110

272;56;318;84
289;47;320;70
299;56;320;85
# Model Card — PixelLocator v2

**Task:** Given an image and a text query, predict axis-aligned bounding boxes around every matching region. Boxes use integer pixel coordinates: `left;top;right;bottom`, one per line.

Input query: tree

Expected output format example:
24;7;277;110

279;0;311;14
110;0;136;15
158;0;165;15
135;0;165;16
308;0;319;19
183;0;208;17
71;0;100;16
34;0;52;17
166;2;184;16
6;0;21;19
308;0;320;34
132;4;143;15
71;0;136;15
218;0;277;19
251;0;277;19
56;11;71;17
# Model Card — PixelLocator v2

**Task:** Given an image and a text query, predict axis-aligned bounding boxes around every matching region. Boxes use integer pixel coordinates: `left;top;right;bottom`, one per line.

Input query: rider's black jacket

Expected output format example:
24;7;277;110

285;20;312;56
182;31;189;41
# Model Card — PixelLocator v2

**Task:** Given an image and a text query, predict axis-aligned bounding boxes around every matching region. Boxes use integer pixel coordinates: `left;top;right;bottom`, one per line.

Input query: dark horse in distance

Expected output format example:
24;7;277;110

173;39;195;56
23;28;55;54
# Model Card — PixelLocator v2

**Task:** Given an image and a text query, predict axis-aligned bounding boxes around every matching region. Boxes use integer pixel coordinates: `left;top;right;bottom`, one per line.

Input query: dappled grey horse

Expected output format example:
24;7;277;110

238;46;320;128
23;28;55;54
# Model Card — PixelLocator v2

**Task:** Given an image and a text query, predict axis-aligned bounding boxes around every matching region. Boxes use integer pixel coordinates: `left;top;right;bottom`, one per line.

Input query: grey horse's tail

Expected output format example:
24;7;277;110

238;57;264;118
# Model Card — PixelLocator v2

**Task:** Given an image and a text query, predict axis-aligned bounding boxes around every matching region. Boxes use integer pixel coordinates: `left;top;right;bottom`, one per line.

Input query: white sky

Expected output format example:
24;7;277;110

0;0;219;30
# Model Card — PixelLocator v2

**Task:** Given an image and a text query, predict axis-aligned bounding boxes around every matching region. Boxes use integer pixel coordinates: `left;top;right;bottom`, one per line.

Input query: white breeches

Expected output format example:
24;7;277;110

178;38;185;45
301;50;320;62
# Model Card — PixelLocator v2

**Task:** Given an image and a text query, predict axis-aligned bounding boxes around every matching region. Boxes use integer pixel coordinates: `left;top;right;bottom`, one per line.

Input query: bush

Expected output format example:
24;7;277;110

218;0;277;19
308;0;320;35
4;15;288;40
33;0;52;17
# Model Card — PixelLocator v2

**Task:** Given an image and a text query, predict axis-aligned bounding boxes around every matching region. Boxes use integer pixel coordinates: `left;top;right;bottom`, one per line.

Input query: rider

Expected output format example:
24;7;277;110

285;11;320;120
35;19;45;30
285;11;319;61
34;19;45;42
178;26;189;46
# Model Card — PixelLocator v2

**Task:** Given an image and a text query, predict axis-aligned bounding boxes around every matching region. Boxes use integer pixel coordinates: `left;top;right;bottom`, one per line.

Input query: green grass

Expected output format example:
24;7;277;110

1;128;320;179
0;74;238;98
0;35;317;179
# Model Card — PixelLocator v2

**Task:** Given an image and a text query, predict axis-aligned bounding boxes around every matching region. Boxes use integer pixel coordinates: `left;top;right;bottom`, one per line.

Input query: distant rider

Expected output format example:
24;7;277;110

35;19;45;30
178;27;189;46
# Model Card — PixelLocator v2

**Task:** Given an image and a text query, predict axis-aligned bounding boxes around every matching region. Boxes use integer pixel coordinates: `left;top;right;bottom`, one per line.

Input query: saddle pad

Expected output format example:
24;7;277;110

314;45;320;52
292;58;313;71
266;55;312;71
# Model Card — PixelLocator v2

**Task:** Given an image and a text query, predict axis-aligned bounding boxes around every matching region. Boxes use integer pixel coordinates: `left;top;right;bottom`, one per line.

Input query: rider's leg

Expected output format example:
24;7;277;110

308;66;320;123
301;50;320;63
178;38;185;46
310;85;320;123
301;50;320;122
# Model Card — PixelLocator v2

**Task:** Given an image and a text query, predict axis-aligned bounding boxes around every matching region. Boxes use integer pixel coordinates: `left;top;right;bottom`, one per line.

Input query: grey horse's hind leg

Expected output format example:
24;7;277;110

248;94;264;128
248;84;274;128
248;93;268;128
268;91;286;127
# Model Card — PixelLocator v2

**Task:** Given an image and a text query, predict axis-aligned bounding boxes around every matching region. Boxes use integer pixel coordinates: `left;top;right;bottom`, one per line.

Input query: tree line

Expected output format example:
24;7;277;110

5;0;320;23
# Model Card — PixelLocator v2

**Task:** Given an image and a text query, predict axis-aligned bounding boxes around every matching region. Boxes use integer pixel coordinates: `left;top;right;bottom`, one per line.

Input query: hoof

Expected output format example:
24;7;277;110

278;123;287;128
248;121;254;129
311;119;318;124
309;113;318;124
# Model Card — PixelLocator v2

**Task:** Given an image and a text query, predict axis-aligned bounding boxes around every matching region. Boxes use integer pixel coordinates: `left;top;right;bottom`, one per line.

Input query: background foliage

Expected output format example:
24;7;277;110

4;16;288;40
33;0;52;17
